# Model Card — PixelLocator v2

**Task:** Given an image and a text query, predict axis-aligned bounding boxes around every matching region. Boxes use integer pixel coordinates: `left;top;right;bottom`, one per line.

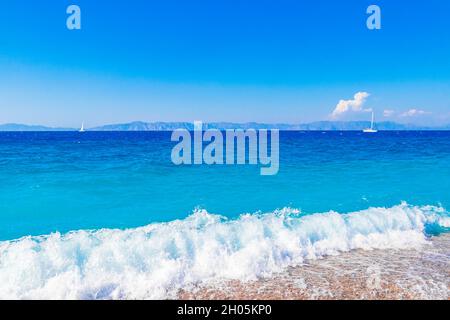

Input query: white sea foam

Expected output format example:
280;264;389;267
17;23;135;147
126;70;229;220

0;203;448;299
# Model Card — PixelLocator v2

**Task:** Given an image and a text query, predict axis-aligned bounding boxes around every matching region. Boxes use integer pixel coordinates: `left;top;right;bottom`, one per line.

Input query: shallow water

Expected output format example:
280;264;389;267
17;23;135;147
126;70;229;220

181;234;450;300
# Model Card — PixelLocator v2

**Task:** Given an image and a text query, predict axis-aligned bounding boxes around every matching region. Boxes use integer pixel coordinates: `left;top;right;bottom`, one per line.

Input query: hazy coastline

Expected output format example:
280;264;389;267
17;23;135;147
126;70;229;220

1;121;450;132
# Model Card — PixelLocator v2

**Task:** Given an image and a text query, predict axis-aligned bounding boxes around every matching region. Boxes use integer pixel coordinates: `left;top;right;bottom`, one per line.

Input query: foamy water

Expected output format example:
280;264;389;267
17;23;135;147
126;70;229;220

0;203;448;299
182;234;450;300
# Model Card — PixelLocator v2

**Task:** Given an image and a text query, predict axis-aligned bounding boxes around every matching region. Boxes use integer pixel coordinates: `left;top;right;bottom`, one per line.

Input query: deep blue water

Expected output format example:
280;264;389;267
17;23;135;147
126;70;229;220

1;131;449;240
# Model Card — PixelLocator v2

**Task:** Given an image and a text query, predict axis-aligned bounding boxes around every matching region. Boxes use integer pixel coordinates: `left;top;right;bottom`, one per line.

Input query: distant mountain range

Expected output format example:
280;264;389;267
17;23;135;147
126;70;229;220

0;123;75;131
1;121;449;131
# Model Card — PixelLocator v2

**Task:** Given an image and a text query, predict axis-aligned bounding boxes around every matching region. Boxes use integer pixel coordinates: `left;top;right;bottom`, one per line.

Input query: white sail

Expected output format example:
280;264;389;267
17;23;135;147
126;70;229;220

363;111;378;133
371;111;374;129
79;122;85;132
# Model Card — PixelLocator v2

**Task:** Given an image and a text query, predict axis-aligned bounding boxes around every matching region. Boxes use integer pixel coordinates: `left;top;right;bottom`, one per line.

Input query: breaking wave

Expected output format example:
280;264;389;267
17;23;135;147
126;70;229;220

0;202;448;299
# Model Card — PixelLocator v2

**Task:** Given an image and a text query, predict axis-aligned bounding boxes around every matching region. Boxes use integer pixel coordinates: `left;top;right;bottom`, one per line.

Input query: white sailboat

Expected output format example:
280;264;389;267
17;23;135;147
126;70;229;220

363;111;378;133
79;122;85;132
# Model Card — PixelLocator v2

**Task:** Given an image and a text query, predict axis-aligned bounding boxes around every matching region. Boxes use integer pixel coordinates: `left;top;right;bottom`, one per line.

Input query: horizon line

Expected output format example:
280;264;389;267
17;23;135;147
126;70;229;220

0;120;449;131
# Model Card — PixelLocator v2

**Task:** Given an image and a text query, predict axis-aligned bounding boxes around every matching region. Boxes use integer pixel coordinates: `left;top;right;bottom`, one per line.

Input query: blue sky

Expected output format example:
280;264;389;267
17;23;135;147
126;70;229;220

0;0;449;127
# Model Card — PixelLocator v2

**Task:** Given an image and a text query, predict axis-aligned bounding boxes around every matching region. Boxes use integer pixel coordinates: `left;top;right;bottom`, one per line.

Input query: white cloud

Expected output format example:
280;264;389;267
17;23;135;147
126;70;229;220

331;92;370;118
400;109;430;117
383;109;395;117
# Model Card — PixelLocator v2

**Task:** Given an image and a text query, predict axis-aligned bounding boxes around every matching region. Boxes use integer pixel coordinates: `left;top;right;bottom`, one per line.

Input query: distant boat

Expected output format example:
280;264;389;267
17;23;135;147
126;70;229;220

363;111;378;133
79;122;85;132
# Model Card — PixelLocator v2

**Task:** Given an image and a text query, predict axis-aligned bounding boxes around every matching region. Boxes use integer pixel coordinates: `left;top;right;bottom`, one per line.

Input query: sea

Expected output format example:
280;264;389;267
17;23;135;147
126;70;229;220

0;131;449;299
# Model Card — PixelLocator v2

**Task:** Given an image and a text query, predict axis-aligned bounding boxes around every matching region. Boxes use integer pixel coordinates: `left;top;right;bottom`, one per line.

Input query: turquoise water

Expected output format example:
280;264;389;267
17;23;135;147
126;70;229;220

0;131;449;240
1;131;449;299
